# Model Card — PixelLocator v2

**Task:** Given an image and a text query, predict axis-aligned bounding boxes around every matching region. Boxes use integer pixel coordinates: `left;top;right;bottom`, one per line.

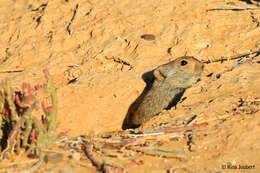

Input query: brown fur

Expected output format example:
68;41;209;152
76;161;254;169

122;56;204;129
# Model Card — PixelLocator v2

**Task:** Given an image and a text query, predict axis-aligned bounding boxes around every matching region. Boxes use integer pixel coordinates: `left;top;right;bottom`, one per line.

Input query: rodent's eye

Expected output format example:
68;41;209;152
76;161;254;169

180;60;188;66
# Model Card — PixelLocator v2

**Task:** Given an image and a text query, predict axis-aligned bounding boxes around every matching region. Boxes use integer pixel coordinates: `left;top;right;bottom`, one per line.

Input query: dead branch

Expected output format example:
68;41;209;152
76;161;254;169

67;4;79;35
207;5;260;11
0;69;23;73
17;158;43;173
202;49;260;64
82;145;104;171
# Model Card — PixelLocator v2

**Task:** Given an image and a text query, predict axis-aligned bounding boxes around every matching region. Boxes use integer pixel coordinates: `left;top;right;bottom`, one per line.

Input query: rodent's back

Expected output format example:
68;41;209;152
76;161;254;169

122;56;204;129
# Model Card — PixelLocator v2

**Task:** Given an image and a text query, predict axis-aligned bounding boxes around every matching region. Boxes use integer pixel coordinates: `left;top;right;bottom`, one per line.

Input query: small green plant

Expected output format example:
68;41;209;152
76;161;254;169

0;69;58;159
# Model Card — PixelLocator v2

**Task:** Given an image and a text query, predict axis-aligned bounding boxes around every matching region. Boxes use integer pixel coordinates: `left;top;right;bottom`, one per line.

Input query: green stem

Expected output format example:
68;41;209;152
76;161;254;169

6;80;19;121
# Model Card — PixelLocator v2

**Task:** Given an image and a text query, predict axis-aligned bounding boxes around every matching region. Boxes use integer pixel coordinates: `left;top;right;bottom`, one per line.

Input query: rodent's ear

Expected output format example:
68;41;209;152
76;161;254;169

153;67;166;81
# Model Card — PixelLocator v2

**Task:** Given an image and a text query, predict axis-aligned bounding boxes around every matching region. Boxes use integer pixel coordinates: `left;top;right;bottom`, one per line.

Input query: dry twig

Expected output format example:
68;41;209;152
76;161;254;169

82;145;104;171
0;69;24;73
202;49;260;64
207;5;260;11
129;146;186;159
67;4;79;35
16;158;44;173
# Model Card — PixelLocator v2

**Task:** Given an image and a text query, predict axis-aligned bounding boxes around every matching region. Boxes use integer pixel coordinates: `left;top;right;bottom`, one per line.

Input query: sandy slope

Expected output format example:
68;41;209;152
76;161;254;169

0;0;259;172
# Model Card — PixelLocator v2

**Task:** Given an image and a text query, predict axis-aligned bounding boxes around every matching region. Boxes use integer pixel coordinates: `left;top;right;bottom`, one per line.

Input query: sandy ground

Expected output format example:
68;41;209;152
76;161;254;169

0;0;260;172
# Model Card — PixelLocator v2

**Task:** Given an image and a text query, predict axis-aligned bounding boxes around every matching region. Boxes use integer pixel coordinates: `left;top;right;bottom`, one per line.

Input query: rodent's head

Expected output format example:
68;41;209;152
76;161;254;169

153;56;204;88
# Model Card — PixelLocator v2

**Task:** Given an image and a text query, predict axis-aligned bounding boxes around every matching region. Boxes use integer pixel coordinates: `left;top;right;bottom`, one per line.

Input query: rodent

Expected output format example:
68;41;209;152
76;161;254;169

122;56;204;129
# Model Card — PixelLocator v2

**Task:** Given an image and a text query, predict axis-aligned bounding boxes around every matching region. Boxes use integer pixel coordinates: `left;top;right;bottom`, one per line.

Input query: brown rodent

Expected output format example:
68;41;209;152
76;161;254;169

122;56;204;129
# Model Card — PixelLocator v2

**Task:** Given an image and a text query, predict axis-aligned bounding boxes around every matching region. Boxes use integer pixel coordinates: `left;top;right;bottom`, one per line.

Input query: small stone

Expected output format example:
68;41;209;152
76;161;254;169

44;153;64;164
216;74;221;79
140;34;156;41
58;170;75;173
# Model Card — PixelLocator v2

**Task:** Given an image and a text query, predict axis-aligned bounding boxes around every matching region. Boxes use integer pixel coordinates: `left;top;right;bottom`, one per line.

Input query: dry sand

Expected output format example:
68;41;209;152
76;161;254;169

0;0;260;172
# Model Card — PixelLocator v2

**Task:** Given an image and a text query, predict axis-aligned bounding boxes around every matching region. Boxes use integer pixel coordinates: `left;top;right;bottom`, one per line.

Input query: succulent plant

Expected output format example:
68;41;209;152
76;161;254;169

0;69;58;159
